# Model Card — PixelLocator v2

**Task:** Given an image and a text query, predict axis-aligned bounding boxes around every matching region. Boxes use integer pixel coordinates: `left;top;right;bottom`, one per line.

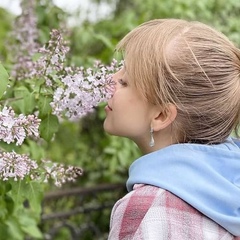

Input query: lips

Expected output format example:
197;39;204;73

105;104;112;111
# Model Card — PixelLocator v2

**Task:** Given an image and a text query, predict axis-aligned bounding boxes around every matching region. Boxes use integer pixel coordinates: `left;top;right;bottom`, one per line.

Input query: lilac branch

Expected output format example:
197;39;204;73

50;59;119;121
0;151;82;186
38;159;83;187
10;0;39;80
0;106;40;145
0;151;38;181
1;0;122;185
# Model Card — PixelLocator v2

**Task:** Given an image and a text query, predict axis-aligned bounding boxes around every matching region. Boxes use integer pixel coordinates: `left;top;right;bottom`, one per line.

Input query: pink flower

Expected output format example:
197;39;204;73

0;107;40;145
0;151;38;181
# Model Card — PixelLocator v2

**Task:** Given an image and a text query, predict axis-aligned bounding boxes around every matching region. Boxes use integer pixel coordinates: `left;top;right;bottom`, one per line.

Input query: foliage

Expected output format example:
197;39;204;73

0;8;14;62
131;0;240;45
0;0;117;238
74;0;240;63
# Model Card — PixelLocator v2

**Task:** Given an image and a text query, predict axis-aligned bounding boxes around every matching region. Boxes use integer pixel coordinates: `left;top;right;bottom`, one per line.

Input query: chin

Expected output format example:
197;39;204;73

103;121;114;135
103;123;121;136
103;126;117;136
103;120;132;137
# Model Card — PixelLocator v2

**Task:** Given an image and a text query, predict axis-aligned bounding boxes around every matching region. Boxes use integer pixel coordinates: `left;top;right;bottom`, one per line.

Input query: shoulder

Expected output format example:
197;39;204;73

111;184;198;220
110;184;165;222
108;184;235;240
108;184;164;239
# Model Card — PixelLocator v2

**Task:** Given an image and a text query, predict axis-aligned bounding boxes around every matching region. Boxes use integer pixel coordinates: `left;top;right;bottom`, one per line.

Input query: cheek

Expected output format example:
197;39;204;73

105;99;150;136
113;89;138;106
113;91;149;120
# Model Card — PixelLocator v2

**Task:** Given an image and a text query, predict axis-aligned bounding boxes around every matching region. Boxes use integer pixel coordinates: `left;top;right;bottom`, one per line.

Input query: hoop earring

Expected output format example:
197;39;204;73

149;127;155;147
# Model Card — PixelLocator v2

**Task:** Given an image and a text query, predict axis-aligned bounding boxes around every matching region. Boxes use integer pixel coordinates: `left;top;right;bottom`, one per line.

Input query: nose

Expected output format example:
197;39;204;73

112;67;124;84
106;68;123;97
105;75;116;98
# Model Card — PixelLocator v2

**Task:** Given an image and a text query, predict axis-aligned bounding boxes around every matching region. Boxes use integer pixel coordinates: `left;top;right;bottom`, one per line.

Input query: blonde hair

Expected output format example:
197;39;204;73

116;19;240;144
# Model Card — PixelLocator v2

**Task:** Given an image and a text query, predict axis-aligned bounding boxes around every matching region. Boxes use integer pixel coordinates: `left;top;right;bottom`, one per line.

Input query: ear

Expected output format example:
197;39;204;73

151;104;177;131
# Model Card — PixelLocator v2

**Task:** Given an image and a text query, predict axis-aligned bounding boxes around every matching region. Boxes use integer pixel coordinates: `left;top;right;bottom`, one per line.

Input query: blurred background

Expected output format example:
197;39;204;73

0;0;239;239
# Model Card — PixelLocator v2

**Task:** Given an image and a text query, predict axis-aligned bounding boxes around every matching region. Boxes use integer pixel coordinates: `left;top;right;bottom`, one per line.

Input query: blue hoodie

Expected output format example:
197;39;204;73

127;137;240;236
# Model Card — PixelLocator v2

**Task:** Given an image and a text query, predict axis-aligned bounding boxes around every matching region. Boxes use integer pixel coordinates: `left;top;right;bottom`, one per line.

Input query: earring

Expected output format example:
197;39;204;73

149;127;155;147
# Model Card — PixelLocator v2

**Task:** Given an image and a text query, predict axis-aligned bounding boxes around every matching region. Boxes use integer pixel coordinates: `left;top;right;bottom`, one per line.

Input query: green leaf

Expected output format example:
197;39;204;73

4;195;14;215
22;140;45;160
0;181;11;195
10;180;43;216
0;63;9;99
39;114;59;141
27;182;44;215
8;181;43;238
13;86;36;114
5;216;23;240
0;196;8;220
38;95;52;118
94;33;115;50
19;214;43;239
4;182;12;193
0;222;8;237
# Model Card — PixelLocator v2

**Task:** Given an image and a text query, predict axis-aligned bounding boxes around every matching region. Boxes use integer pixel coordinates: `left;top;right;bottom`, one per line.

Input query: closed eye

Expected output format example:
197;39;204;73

118;79;128;86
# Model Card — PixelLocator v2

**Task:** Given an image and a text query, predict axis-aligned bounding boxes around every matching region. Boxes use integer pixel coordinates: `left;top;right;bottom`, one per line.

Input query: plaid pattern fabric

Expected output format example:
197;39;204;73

108;184;240;240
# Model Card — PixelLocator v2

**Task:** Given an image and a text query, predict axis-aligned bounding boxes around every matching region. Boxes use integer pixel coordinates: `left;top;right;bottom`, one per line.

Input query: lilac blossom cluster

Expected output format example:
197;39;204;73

2;0;122;186
0;104;82;186
0;151;38;181
0;106;82;185
33;29;70;86
32;29;119;120
39;160;83;187
9;0;123;121
0;106;40;145
50;59;118;120
11;23;120;120
11;0;39;80
0;152;82;186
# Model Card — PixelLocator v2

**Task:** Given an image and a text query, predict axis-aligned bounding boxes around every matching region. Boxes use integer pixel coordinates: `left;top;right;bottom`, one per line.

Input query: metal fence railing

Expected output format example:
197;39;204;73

40;183;126;240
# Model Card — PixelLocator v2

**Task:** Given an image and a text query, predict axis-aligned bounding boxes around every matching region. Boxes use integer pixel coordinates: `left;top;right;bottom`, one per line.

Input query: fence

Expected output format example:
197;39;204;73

40;183;126;240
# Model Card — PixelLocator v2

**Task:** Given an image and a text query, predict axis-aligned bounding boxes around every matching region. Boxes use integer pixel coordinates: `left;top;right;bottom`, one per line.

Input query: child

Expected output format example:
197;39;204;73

104;19;240;239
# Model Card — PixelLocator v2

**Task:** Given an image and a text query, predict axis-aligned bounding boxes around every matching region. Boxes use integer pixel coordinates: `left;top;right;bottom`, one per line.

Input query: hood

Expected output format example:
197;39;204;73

127;137;240;236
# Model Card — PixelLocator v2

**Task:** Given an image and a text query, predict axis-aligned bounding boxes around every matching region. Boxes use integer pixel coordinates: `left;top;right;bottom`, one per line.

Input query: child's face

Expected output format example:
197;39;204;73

104;66;156;143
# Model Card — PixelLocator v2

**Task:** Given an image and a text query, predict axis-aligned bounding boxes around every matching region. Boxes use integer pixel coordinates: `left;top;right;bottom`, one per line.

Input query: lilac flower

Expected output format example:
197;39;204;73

50;59;121;121
9;3;122;121
2;0;123;188
0;151;38;181
33;29;70;85
0;106;41;145
10;0;39;80
39;160;83;187
0;152;82;185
